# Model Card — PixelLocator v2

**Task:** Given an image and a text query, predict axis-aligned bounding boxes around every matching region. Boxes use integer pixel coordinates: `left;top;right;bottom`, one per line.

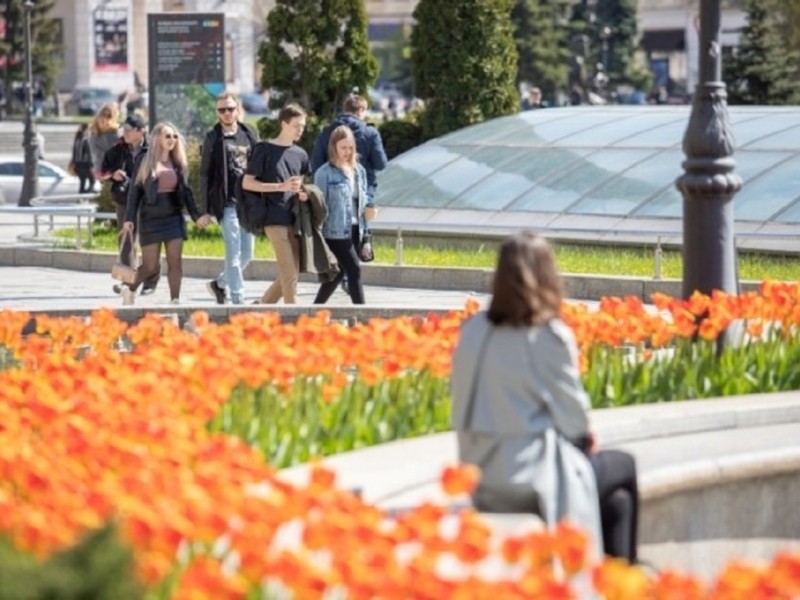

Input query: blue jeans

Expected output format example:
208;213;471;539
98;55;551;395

216;206;254;304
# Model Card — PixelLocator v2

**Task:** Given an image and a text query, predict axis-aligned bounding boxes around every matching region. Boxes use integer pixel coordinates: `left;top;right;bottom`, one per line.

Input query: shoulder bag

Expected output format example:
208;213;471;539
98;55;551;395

111;229;138;285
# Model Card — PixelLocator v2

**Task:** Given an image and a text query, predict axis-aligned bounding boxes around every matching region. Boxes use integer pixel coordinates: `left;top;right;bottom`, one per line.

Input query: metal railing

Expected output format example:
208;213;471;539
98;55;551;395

371;221;800;280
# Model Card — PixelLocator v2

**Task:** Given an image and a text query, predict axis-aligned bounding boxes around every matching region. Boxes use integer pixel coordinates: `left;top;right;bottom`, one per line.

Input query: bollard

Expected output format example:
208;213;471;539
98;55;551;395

395;227;404;266
654;236;662;280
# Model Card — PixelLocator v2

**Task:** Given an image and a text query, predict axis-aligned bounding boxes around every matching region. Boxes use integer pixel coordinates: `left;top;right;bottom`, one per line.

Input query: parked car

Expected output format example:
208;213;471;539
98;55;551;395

240;92;270;115
65;86;116;116
0;157;83;204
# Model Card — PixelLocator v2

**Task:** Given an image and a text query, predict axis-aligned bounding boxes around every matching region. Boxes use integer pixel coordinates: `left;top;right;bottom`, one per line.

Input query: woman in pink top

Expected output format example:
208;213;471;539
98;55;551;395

122;122;210;304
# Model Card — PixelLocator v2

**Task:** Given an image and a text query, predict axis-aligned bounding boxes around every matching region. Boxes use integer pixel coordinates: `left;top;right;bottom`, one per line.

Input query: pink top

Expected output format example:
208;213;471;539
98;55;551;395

156;160;178;193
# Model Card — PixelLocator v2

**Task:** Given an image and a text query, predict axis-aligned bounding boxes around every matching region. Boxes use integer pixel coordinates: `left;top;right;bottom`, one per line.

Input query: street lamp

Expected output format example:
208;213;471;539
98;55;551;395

675;0;741;302
19;0;40;207
599;25;611;75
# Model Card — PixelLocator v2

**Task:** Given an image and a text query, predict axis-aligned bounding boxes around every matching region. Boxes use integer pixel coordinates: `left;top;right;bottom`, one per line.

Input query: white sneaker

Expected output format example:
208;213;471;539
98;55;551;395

121;286;135;306
170;298;180;305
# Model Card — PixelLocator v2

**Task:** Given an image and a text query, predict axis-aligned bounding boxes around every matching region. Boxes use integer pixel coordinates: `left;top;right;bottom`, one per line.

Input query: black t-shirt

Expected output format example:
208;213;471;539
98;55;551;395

245;141;309;225
222;129;253;207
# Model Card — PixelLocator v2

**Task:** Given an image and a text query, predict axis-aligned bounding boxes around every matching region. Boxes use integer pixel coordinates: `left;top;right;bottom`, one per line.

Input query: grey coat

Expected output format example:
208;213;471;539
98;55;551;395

88;129;119;173
451;313;603;558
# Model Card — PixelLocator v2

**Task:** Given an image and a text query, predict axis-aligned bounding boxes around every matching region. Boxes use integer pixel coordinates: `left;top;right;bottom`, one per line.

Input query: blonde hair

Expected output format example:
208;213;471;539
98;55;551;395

135;121;188;185
327;125;357;172
88;102;120;134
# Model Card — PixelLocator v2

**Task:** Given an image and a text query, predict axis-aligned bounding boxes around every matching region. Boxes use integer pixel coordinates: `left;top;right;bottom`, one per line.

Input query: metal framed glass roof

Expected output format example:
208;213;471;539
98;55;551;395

376;106;800;230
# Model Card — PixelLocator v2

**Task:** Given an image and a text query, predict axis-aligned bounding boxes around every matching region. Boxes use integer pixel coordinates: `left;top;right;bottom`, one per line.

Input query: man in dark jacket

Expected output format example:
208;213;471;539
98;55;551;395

311;94;388;206
198;91;259;304
101;113;157;295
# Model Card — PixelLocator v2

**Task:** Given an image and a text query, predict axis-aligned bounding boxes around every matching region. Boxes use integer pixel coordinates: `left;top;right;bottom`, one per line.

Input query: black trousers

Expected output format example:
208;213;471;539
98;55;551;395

314;236;364;304
590;449;639;563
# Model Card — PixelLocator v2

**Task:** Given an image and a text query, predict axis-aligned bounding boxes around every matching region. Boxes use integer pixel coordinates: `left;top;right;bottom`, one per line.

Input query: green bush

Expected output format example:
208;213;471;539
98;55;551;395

378;118;424;159
0;523;143;600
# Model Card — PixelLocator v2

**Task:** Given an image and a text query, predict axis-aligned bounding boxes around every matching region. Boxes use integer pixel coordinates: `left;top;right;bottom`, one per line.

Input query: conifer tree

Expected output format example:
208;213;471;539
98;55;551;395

512;0;572;103
593;0;638;84
258;0;378;120
411;0;519;139
724;0;800;105
0;0;62;114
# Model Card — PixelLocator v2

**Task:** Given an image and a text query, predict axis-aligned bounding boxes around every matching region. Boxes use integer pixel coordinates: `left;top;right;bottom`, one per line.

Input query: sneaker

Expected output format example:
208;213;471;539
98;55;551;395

206;280;226;304
113;284;122;294
141;286;157;296
169;298;180;305
121;286;135;306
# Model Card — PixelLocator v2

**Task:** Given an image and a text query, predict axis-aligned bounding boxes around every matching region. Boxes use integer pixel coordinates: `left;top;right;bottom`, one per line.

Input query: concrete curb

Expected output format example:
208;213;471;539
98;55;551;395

0;245;761;302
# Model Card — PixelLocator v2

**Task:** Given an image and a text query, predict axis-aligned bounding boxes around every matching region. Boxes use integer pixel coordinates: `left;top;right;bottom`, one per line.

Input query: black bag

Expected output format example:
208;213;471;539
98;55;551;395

360;232;374;262
235;174;268;235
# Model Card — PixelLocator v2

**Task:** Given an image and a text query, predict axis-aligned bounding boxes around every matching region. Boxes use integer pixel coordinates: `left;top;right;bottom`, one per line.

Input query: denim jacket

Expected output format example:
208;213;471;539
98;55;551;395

314;162;368;240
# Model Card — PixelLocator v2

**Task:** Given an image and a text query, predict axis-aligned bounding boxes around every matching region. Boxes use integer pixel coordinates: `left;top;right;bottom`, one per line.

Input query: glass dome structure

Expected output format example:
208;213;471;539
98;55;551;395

374;106;800;250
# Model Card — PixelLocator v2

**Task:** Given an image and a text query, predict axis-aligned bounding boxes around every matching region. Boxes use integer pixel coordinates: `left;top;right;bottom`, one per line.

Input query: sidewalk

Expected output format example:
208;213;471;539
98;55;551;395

0;212;488;312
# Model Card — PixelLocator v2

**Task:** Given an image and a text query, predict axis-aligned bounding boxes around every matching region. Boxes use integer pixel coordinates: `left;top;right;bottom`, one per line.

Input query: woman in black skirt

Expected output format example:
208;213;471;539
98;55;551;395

121;122;210;304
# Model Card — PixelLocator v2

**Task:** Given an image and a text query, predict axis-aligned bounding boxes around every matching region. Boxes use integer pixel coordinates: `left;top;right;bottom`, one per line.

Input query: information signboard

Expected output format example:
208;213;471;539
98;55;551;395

147;13;225;138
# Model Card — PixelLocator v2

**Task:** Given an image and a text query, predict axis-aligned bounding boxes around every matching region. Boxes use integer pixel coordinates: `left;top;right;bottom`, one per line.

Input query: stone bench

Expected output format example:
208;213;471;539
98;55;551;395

280;392;800;578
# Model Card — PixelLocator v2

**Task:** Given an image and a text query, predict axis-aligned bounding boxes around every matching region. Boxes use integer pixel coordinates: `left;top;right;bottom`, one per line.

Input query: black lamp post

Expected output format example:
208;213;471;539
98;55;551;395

676;0;740;301
600;25;611;73
19;0;39;207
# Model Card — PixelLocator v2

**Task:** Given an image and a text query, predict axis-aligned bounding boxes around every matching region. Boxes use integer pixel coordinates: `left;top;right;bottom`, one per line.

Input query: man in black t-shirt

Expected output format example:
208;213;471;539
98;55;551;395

242;103;310;304
199;92;259;304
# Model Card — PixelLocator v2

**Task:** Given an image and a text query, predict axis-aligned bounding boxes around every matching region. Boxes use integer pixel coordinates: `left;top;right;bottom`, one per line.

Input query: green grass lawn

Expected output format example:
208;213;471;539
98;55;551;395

54;224;800;282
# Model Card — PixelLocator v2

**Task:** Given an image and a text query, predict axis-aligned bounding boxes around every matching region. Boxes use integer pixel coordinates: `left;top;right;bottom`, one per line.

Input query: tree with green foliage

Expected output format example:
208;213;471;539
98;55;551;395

0;0;62;114
511;0;572;104
258;0;378;120
724;0;800;105
593;0;638;84
411;0;519;139
775;0;800;53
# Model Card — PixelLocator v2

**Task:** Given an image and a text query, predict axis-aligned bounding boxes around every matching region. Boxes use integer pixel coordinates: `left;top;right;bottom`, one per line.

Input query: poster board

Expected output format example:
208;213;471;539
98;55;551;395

94;6;128;72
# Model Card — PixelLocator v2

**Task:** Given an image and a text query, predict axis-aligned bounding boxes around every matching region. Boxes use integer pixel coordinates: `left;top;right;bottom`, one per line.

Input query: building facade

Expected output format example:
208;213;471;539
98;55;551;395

51;0;264;95
364;0;745;93
52;0;743;96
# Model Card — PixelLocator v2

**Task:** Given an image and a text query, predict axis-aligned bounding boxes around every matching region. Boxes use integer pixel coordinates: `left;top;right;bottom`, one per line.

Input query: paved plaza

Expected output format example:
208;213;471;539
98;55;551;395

0;212;489;312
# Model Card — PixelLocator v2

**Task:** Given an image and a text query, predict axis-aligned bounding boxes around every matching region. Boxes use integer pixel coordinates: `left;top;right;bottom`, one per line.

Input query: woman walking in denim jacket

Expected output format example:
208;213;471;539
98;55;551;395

313;125;368;304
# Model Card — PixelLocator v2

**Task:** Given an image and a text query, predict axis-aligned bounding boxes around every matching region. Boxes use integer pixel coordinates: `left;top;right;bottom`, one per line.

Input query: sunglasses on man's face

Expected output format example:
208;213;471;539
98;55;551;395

217;107;236;114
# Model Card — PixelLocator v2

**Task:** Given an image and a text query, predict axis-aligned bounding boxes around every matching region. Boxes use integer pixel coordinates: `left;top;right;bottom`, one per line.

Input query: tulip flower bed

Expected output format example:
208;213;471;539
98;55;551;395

1;281;800;597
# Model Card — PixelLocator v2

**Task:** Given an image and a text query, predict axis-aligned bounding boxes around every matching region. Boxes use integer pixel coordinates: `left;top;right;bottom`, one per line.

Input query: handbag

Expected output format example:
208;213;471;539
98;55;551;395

111;229;138;285
360;232;374;262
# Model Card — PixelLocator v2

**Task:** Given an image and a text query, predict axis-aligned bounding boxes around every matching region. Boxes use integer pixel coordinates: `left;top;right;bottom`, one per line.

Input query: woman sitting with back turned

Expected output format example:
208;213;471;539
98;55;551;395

121;122;210;305
451;231;639;563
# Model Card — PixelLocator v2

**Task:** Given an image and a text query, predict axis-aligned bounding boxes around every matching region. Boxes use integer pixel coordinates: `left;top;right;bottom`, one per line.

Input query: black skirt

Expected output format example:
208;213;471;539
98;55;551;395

139;192;187;246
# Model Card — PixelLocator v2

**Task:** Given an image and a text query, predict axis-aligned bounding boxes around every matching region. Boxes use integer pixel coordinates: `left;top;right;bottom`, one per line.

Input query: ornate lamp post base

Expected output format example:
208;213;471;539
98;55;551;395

676;0;741;300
